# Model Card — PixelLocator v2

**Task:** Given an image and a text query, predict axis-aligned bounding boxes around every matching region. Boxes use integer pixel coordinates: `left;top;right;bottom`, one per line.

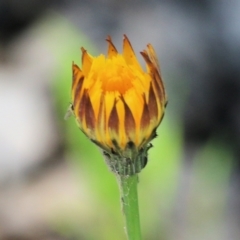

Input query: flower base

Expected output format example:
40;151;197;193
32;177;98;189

103;143;152;176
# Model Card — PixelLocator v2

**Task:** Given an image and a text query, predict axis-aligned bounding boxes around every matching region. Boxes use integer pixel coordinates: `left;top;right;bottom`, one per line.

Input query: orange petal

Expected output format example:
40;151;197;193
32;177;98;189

123;35;142;71
140;50;152;72
148;83;158;121
77;89;88;125
108;100;120;144
153;72;166;109
106;36;118;58
141;50;166;109
97;93;107;146
72;63;82;89
138;95;151;148
72;63;84;106
147;44;161;73
121;96;136;143
146;46;166;105
73;75;84;107
81;47;93;76
140;94;150;130
84;93;96;132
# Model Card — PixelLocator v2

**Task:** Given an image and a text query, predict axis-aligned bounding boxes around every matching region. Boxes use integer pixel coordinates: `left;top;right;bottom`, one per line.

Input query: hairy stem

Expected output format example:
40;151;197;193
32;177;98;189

117;174;142;240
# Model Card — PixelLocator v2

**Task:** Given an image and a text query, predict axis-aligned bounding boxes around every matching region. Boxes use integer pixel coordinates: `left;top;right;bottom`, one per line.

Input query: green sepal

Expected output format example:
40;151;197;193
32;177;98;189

103;143;152;176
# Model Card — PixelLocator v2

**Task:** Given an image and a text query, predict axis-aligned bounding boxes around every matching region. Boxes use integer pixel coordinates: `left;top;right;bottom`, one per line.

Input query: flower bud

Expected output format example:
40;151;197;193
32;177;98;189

69;35;167;176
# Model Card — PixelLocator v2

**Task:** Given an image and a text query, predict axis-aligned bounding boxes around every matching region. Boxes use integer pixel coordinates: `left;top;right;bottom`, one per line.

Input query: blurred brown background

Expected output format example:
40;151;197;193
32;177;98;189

0;0;240;239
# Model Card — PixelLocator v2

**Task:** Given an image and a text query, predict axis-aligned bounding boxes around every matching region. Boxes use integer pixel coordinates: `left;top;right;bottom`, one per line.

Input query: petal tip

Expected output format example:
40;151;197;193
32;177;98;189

106;35;112;42
106;35;118;57
123;34;128;40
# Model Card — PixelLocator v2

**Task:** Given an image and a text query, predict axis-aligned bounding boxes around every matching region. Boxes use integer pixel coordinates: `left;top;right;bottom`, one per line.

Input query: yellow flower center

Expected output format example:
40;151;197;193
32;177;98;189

101;64;133;95
87;55;138;96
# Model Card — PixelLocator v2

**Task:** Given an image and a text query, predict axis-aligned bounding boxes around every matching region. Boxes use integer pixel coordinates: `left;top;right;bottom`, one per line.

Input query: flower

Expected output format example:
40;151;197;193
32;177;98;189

69;35;167;175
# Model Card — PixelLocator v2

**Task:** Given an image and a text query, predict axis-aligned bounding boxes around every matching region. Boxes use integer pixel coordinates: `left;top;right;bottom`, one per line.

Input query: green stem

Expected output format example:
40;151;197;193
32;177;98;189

117;174;142;240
